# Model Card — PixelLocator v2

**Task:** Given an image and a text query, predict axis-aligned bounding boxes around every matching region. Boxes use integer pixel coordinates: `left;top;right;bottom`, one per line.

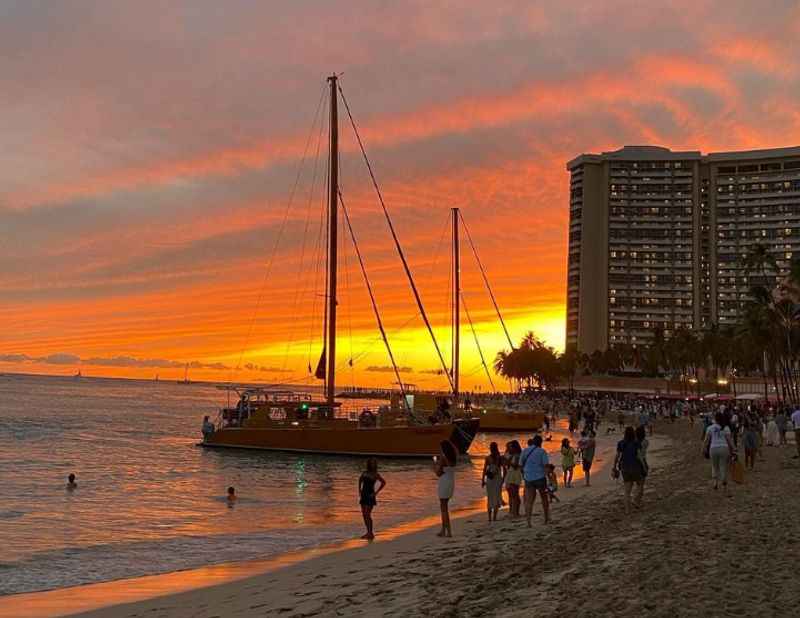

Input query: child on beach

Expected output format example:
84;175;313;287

66;473;77;491
359;458;386;540
560;438;576;488
503;441;523;519
545;464;560;503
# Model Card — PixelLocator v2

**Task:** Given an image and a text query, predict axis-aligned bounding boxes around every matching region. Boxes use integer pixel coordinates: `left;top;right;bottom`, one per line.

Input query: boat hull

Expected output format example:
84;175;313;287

200;423;471;457
474;408;545;432
451;418;480;454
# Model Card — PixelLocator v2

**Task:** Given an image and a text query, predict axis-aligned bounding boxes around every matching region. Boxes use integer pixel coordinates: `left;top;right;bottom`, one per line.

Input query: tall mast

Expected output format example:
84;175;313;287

326;74;339;406
452;207;460;397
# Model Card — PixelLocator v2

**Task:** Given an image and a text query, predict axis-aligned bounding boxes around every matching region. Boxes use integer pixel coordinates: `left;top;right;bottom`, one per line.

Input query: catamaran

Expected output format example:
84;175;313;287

199;75;479;457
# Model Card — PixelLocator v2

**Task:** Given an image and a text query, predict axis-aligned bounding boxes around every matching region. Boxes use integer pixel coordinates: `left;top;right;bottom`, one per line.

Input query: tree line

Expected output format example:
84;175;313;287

493;243;800;405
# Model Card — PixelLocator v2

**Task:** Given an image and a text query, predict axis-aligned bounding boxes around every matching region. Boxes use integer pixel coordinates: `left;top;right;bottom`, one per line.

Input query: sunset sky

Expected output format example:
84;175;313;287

3;1;800;390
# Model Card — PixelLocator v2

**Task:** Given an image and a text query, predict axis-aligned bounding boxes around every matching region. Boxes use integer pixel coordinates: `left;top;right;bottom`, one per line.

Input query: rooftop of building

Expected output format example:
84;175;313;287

567;144;800;169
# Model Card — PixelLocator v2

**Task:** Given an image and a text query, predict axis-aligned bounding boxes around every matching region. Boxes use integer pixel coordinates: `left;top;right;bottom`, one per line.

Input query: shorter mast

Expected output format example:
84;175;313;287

452;207;460;397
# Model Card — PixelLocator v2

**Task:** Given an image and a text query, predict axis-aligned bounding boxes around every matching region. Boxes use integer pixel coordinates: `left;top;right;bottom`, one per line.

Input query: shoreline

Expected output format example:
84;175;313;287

0;433;629;618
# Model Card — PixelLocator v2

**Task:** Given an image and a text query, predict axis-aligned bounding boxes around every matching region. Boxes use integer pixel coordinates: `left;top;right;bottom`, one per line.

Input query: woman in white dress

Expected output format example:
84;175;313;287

481;441;504;522
435;440;458;537
765;416;780;446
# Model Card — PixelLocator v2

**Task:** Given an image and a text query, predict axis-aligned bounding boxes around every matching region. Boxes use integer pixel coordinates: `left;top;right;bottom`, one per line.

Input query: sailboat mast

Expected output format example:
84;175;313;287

452;207;460;397
326;74;339;406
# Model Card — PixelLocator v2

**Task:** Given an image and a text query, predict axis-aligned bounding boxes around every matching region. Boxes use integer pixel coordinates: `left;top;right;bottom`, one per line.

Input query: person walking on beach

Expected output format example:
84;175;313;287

792;407;800;459
702;412;735;495
635;425;650;478
614;427;645;513
481;442;504;522
560;438;576;488
742;421;758;470
503;440;523;519
66;473;77;491
359;458;386;540
435;440;458;537
578;430;596;486
520;435;550;527
766;415;780;446
775;409;788;446
638;407;652;436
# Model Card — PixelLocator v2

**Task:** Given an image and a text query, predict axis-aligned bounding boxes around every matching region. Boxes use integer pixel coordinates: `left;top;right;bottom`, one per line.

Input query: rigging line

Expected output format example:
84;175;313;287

424;214;452;286
307;99;332;370
339;188;410;413
338;149;356;387
461;291;497;392
232;83;328;380
347;311;422;366
282;88;330;371
337;83;454;392
458;211;515;349
307;144;330;370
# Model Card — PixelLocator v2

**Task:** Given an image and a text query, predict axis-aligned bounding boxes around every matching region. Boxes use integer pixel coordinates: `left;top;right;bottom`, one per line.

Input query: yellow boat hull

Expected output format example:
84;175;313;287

200;423;460;457
473;408;545;432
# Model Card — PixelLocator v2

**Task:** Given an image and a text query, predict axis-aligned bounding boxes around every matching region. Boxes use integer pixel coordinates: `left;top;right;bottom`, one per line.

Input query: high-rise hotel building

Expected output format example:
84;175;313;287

566;145;800;353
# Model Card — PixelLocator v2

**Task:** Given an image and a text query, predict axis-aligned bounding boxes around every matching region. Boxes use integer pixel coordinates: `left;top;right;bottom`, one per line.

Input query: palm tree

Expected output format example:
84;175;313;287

494;332;561;391
741;242;779;291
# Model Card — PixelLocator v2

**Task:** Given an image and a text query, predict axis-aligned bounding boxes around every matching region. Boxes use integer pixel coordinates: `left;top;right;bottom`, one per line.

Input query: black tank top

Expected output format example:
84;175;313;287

360;474;376;499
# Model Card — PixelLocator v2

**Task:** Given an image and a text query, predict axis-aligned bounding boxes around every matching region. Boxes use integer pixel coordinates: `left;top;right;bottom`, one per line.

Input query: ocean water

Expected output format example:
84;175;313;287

0;374;564;596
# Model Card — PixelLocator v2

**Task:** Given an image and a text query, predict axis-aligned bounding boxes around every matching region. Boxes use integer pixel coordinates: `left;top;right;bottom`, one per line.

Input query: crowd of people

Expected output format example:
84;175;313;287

357;390;800;539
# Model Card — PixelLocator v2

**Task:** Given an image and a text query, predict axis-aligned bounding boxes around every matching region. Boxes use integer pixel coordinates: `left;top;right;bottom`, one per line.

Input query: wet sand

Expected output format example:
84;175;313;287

8;422;799;617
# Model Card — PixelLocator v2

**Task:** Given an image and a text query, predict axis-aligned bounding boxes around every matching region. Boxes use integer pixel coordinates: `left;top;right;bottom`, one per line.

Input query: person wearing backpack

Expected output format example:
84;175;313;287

702;412;735;496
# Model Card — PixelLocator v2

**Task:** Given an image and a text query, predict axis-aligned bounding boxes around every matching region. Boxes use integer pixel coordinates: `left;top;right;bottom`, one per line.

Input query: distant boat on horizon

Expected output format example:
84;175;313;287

177;364;191;385
73;370;82;380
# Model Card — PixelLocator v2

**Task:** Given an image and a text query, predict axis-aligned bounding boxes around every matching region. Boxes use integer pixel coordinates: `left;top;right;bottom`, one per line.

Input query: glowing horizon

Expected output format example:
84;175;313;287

3;2;800;388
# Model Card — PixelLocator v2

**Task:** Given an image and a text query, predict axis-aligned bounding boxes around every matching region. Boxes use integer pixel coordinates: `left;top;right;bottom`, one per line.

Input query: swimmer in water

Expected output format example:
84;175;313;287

67;473;77;491
227;486;237;504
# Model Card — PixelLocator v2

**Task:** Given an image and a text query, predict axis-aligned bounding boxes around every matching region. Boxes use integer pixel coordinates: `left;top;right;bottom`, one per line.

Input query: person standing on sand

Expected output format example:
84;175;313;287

560;438;576;488
358;458;386;540
614;427;645;513
578;430;596;486
520;435;550;527
481;442;504;522
742;421;758;470
435;440;458;537
503;440;523;519
791;407;800;459
766;415;780;447
66;473;77;491
635;425;650;494
775;409;787;446
703;412;735;495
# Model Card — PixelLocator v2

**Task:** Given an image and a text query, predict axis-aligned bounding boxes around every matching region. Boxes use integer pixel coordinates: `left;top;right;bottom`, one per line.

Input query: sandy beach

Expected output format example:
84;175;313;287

6;421;799;618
